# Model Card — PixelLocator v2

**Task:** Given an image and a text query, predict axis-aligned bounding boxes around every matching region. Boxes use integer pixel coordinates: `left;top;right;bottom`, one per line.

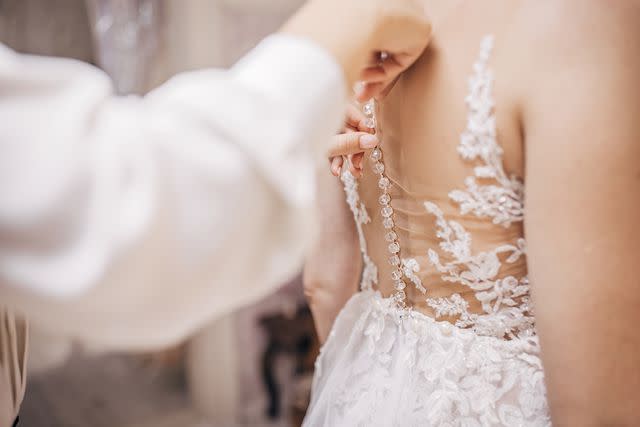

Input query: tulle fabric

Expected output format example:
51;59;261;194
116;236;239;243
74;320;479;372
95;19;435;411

303;291;550;427
356;35;529;323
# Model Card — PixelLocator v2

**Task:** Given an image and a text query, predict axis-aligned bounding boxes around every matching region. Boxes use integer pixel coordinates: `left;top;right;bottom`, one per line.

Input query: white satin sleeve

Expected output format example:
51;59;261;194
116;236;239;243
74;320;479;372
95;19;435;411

0;34;346;349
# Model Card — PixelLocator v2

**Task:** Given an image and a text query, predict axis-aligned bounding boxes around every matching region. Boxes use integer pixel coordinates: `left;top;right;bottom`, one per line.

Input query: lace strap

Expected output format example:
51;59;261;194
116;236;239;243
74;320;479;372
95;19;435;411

340;170;378;291
450;34;525;227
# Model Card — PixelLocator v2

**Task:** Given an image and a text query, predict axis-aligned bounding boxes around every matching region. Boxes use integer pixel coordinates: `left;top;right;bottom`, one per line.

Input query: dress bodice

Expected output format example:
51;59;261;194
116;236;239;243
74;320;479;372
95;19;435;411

305;33;550;427
342;36;535;340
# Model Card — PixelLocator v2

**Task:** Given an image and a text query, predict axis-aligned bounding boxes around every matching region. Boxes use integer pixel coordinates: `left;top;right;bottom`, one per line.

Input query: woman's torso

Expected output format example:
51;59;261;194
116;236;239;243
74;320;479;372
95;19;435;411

306;3;555;426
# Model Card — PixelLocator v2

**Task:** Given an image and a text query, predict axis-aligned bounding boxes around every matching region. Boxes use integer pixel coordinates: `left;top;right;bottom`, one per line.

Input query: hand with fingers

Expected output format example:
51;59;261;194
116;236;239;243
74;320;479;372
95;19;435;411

355;51;407;103
283;0;431;103
328;103;378;178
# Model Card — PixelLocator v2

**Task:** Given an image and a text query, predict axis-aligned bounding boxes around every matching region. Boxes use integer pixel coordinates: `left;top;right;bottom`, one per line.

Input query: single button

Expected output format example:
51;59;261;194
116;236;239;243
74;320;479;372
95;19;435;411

440;322;453;337
370;148;382;161
379;194;391;206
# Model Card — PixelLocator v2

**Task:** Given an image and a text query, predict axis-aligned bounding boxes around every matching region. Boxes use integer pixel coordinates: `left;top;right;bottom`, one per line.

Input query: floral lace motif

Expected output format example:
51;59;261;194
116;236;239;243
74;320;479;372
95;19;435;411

402;258;426;293
449;36;524;228
306;291;551;427
424;202;534;338
423;35;534;339
341;170;378;291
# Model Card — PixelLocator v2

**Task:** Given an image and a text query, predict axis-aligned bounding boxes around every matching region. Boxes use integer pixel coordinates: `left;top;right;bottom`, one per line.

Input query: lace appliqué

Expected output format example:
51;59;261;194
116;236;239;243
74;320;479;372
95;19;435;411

341;170;378;291
449;36;524;228
308;291;550;426
425;202;533;338
424;35;535;339
402;258;426;294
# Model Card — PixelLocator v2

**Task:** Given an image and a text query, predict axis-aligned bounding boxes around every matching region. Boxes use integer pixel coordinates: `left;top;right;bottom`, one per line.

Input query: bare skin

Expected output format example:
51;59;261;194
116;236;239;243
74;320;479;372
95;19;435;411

519;2;640;424
303;162;362;341
282;0;432;102
305;0;640;424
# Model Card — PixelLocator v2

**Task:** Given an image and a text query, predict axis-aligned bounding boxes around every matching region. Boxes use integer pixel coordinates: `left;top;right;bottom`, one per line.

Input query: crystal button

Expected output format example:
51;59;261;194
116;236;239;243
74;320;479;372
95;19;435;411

379;194;391;206
440;322;453;337
364;117;376;129
393;290;406;301
381;206;393;217
378;177;390;190
389;255;400;266
388;242;400;254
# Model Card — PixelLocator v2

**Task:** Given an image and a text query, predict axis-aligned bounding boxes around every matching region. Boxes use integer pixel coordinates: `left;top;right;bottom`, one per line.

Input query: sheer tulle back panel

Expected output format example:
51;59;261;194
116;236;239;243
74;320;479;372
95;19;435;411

348;36;535;339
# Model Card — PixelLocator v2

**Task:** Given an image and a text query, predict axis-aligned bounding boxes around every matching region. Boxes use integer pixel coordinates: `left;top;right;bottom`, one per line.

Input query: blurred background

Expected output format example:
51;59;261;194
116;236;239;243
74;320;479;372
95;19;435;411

0;1;320;426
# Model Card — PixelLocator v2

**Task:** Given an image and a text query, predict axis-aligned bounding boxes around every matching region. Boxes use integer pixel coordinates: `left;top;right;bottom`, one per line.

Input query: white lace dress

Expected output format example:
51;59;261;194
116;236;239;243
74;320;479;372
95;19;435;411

303;36;551;427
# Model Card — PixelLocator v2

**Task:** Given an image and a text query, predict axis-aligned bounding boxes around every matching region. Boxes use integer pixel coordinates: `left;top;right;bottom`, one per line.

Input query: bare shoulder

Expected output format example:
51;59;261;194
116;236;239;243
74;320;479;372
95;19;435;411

508;0;640;84
513;0;640;51
508;0;640;138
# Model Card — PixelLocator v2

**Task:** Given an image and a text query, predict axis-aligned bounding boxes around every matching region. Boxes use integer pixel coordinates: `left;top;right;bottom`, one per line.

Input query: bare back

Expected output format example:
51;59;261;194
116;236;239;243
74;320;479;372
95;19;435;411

352;1;531;338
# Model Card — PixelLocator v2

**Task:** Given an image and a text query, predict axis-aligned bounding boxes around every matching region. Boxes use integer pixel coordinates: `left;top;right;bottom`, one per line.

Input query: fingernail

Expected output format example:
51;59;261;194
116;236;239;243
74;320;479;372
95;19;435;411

360;134;379;148
360;120;375;133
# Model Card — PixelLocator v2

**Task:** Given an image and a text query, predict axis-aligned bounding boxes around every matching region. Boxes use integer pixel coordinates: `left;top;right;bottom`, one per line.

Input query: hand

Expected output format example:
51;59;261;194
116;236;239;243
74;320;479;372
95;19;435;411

282;0;432;101
329;104;377;178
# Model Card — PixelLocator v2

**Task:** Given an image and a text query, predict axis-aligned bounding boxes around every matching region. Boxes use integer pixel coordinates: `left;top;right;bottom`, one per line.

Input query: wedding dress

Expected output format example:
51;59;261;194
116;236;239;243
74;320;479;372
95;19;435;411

303;36;551;426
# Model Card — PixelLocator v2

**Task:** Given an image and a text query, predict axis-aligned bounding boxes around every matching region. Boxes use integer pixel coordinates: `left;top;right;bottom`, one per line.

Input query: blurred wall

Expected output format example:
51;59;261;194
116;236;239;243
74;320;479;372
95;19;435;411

0;0;94;61
154;0;303;82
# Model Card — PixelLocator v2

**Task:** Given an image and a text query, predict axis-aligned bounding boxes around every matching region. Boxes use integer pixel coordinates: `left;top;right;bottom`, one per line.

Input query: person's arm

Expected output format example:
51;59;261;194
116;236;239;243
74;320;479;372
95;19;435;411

304;165;362;343
0;0;430;350
520;2;640;424
0;35;346;349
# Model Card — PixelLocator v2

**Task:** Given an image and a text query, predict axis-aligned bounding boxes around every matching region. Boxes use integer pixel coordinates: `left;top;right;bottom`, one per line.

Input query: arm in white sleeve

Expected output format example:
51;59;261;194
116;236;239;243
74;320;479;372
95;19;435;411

0;35;346;350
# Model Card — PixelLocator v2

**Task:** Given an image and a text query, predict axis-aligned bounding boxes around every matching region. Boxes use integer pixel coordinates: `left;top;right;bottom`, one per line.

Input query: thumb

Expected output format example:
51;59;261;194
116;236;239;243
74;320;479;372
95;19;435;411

328;132;378;157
